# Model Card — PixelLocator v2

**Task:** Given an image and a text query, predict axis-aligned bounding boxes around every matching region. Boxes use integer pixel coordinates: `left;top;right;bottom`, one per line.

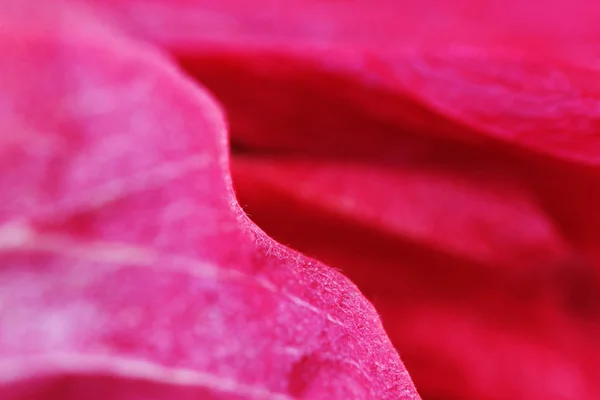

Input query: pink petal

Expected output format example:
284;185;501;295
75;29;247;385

0;5;419;399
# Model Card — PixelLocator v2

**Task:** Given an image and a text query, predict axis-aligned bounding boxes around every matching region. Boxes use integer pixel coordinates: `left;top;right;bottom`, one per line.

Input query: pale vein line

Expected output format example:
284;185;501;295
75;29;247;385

0;353;292;400
0;228;347;329
31;154;212;219
0;229;380;386
5;150;347;329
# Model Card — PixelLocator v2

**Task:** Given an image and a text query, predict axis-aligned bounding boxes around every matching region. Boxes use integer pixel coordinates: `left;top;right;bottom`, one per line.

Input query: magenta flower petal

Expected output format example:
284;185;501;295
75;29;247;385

0;6;420;400
4;1;600;399
79;0;600;253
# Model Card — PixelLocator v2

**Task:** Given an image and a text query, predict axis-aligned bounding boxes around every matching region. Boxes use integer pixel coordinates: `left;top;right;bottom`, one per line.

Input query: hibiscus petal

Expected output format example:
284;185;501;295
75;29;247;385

230;154;600;398
76;0;600;251
0;6;419;400
5;1;600;399
77;0;600;162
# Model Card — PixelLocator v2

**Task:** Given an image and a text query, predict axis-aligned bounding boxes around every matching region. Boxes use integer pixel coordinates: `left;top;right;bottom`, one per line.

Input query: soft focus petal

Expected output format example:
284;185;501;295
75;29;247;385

3;1;600;399
0;4;419;400
65;1;600;399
